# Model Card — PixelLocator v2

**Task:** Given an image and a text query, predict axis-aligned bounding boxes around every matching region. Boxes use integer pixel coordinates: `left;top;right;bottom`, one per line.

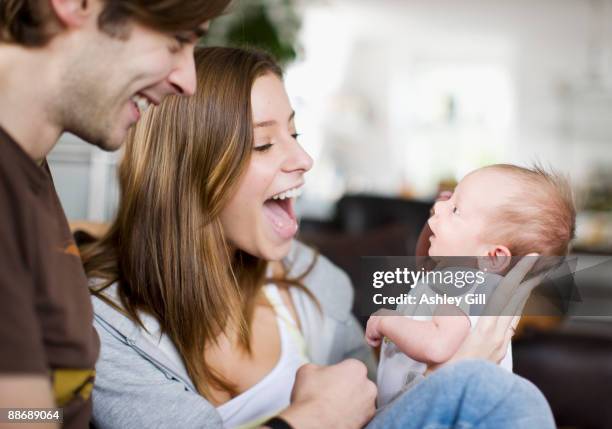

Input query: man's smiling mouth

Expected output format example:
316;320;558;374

130;93;157;116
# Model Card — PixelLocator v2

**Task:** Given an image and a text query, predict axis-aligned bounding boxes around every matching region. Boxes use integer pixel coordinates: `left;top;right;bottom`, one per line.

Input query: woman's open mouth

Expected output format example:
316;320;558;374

263;186;302;240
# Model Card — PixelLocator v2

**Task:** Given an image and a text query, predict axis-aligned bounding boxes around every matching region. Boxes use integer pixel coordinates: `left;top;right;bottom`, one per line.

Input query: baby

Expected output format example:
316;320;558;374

366;164;576;407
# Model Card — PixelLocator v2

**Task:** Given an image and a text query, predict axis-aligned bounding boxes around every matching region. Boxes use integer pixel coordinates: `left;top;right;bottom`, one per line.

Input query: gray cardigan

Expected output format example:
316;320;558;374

91;241;377;429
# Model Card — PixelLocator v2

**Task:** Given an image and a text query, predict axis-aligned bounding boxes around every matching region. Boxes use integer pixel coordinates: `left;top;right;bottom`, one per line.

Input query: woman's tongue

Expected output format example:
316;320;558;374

263;198;297;239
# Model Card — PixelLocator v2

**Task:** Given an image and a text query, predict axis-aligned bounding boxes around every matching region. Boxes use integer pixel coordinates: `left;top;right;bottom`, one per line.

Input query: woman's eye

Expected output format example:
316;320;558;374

254;143;273;152
291;133;300;140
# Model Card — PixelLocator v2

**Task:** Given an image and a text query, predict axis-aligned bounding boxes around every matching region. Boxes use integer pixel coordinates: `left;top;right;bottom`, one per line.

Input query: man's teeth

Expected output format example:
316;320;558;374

271;187;303;200
131;94;151;115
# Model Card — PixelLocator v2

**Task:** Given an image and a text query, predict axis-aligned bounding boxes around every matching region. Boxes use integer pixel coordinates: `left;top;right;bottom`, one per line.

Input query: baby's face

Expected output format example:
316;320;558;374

428;168;514;257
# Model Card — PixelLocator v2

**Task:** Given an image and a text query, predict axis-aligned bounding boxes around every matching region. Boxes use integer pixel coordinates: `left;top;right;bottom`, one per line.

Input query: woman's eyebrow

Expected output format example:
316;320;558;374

254;120;276;129
254;111;296;129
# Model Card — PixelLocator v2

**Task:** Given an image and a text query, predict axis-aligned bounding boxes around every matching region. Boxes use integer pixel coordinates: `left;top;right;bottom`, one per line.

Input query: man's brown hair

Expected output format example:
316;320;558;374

0;0;230;46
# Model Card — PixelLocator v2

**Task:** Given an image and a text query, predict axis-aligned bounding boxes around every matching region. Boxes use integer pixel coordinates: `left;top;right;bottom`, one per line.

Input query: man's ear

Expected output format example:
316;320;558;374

49;0;93;29
478;245;512;273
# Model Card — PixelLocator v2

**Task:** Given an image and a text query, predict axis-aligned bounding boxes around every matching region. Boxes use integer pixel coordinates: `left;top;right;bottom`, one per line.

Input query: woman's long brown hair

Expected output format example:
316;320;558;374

81;47;316;399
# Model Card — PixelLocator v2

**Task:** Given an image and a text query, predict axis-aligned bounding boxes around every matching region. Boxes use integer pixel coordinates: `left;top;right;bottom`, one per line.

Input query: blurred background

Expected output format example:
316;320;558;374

54;0;612;252
54;1;612;427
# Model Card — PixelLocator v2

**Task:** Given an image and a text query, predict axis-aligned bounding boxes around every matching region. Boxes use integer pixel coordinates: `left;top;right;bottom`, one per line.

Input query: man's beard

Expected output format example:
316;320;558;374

59;93;124;151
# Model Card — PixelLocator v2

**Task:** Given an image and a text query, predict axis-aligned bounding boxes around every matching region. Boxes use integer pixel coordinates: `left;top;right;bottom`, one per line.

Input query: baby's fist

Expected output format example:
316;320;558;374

365;316;384;347
365;309;399;347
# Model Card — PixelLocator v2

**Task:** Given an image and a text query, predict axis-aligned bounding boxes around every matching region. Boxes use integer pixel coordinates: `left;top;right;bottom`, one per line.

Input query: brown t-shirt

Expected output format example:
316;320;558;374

0;127;99;428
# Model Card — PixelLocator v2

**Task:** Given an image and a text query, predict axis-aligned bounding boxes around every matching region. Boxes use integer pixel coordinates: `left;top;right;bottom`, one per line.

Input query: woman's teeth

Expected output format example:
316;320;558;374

131;94;151;115
271;187;303;200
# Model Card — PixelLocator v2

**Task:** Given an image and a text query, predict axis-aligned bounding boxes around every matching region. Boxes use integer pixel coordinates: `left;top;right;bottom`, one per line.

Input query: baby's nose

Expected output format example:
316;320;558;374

431;200;443;216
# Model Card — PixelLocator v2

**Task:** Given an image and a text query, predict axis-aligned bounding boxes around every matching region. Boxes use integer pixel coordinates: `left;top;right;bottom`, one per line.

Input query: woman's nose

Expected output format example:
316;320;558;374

284;139;313;173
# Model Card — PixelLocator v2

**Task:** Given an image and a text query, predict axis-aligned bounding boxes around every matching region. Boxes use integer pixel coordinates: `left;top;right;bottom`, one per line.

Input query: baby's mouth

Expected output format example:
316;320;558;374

427;220;437;238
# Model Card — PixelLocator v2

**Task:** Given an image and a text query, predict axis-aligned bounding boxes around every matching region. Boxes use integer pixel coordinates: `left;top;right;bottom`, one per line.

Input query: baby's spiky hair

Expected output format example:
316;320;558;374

484;164;576;256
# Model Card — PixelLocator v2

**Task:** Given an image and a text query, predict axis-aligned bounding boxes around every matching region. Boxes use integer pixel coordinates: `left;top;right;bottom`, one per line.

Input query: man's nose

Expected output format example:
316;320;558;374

167;48;197;96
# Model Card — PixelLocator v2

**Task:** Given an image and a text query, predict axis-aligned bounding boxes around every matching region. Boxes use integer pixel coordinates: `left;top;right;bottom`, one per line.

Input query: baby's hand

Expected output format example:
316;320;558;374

365;316;384;347
365;309;398;347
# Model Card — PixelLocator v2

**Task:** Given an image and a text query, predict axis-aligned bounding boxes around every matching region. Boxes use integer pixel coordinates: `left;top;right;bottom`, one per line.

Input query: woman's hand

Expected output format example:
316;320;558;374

428;254;544;371
277;360;377;429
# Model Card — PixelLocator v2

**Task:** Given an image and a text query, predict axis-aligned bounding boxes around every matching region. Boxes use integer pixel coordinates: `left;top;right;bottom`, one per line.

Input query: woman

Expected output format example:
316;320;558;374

83;47;554;429
83;46;375;428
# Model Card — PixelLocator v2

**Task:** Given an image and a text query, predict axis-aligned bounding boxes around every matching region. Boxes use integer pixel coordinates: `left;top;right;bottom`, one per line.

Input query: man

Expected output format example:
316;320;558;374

0;1;378;428
0;0;224;427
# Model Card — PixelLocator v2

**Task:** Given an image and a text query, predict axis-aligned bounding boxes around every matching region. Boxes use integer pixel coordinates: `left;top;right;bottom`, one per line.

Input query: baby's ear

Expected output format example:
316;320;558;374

478;245;512;273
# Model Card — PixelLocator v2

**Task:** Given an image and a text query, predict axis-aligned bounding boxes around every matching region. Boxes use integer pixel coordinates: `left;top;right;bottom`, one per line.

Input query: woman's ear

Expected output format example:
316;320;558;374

478;245;512;273
49;0;93;29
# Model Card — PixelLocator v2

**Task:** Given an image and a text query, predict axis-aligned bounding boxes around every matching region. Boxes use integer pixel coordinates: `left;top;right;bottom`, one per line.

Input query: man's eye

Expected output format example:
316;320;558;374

173;32;196;49
254;143;273;152
175;35;191;46
169;35;192;53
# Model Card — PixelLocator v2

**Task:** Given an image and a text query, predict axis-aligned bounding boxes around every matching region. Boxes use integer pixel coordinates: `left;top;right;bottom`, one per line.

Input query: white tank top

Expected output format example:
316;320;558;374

217;284;309;429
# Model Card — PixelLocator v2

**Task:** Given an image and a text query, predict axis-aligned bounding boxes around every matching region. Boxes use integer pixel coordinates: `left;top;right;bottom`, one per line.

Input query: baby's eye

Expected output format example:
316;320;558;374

452;206;458;214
